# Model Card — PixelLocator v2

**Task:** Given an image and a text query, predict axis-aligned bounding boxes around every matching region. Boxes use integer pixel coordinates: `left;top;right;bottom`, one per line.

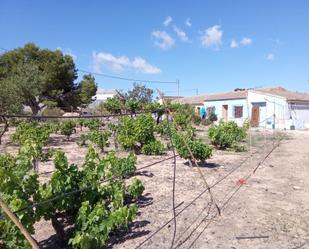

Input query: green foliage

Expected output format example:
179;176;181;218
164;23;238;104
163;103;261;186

104;152;136;178
60;120;76;140
155;119;170;137
208;112;218;122
125;83;154;103
0;153;40;248
117;114;160;154
78;74;97;106
1;131;143;249
85;119;103;131
88;130;111;152
172;104;194;130
0;43;77;114
11;121;55;169
192;114;202;125
125;99;142;114
70;201;138;249
11;121;54;146
103;98;123;114
0;43;97;114
77;133;88;146
171;126;212;163
0;78;22;114
127;178;145;200
141;140;164;155
208;121;247;150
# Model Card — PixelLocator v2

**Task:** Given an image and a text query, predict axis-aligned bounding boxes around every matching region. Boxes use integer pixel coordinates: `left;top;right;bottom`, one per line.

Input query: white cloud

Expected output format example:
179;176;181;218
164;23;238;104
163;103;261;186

92;52;161;74
240;37;252;46
173;25;189;42
163;16;172;26
56;47;77;60
266;53;275;61
151;30;175;50
185;18;192;27
230;39;239;48
200;25;223;49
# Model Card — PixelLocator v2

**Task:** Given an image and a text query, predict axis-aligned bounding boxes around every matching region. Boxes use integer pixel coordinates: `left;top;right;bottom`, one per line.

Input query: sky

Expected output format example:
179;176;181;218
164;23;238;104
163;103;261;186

1;0;309;96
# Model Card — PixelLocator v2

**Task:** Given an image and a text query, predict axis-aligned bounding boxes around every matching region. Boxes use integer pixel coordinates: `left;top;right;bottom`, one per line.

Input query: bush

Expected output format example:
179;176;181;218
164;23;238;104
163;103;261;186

155;119;170;137
117;114;156;153
141;140;164;155
60;120;76;140
208;121;247;150
88;130;111;152
208;112;218;122
171;126;212;164
192;114;202;125
172;104;194;130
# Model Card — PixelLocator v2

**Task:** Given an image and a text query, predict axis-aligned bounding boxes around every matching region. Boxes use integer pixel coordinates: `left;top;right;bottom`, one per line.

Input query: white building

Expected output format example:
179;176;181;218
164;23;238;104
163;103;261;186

88;89;117;108
175;87;309;130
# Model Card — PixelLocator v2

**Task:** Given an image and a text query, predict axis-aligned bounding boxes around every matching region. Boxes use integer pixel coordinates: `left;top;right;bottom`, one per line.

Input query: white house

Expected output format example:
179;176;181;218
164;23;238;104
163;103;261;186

174;87;309;130
88;88;117;108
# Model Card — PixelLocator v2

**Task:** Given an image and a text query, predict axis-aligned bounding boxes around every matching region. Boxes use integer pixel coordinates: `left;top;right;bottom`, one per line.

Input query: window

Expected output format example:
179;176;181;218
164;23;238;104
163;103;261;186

234;106;243;118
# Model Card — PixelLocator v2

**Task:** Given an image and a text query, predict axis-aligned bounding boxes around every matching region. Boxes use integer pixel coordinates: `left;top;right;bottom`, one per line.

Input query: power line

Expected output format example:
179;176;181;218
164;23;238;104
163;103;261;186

79;69;177;84
0;46;178;84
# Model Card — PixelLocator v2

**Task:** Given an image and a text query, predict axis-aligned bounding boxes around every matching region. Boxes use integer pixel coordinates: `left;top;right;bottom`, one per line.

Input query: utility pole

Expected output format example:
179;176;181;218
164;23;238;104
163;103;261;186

176;80;180;97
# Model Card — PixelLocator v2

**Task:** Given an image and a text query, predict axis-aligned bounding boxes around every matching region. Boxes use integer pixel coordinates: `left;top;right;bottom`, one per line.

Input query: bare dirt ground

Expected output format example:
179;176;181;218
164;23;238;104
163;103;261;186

1;127;309;249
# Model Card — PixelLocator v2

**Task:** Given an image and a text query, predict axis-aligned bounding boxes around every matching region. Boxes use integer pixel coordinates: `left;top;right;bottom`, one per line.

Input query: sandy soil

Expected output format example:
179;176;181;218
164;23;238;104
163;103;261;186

1;127;308;249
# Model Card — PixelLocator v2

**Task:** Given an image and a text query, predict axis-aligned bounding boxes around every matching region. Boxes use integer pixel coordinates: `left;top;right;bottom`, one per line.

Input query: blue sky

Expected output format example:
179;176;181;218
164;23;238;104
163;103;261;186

1;0;309;95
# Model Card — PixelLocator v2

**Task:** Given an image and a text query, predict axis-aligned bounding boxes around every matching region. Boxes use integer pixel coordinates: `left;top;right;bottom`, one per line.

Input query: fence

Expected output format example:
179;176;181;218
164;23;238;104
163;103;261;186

0;108;284;249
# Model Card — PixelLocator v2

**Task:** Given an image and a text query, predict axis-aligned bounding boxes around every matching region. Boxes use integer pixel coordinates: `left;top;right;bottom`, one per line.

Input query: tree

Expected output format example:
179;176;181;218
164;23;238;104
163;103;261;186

0;43;97;114
126;83;154;103
78;74;97;106
0;78;22;114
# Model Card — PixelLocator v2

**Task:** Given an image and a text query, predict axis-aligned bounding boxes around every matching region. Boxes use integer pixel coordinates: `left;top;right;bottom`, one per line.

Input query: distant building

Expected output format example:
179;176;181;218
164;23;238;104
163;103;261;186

158;96;184;105
88;88;117;108
173;87;309;130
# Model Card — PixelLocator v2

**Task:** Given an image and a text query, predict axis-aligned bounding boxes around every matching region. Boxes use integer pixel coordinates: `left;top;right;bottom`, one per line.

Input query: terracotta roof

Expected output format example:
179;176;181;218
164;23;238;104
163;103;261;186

204;90;247;101
173;90;247;105
173;95;208;105
254;87;309;102
172;86;309;105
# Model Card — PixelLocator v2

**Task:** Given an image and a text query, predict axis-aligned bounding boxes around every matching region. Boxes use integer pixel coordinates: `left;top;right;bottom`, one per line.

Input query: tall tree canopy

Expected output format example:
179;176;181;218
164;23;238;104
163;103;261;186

0;43;97;114
125;83;154;103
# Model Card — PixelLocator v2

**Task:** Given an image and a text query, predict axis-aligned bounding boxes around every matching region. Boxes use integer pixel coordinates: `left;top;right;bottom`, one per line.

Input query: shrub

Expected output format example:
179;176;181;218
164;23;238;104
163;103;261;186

88;130;111;152
77;133;88;146
208;112;218;122
192;114;202;125
117;114;156;153
141;140;164;155
208;121;247;150
171;126;212;164
103;97;123;114
155;119;170;137
60;120;76;140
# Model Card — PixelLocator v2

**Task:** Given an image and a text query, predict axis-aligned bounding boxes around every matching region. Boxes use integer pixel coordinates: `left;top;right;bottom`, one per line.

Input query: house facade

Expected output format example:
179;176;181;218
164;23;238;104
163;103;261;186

173;87;309;130
203;87;309;129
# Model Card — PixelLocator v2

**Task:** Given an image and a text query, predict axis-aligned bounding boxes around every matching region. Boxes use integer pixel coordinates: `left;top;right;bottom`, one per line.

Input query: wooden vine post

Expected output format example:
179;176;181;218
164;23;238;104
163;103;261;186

0;198;40;249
